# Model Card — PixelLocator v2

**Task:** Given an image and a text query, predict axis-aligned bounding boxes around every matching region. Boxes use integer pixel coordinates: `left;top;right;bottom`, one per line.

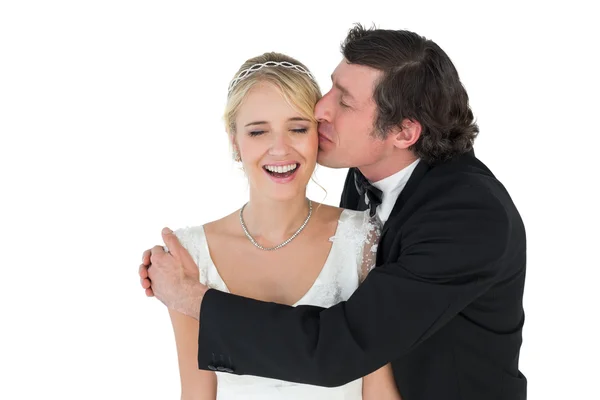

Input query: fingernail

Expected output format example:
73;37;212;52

162;227;172;235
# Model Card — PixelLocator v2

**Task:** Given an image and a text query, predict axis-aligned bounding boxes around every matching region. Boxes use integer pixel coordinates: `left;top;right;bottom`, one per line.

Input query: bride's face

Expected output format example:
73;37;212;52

234;81;318;201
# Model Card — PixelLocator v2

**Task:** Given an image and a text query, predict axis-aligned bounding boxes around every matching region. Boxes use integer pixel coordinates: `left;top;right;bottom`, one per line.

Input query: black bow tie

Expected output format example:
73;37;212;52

353;169;382;218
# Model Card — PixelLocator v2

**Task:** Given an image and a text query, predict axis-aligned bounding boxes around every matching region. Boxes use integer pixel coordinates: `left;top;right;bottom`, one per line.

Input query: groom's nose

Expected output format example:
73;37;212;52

314;92;332;122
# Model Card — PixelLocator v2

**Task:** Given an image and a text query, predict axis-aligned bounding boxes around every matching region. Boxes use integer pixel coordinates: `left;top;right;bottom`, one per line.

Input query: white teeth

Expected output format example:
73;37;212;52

265;163;298;173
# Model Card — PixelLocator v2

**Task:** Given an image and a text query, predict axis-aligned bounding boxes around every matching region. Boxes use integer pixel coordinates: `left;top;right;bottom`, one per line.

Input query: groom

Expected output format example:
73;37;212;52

140;24;527;399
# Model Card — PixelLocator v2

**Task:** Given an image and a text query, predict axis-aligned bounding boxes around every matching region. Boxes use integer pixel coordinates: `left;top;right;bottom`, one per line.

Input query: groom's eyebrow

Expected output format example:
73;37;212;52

331;75;354;100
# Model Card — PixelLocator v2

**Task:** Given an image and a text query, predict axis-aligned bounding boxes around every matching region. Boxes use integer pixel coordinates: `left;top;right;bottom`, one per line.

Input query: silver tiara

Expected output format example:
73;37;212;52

227;61;316;94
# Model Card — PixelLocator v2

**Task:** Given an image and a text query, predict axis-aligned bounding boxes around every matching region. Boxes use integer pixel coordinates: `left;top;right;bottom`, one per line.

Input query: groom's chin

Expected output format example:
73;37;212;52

317;150;344;169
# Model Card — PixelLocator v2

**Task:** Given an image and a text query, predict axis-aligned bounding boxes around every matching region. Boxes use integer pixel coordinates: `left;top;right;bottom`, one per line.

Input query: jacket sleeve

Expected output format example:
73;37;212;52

197;184;511;387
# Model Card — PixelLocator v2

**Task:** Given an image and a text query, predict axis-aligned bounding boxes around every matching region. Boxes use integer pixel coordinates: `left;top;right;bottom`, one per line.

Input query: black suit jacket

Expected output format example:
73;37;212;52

197;150;527;400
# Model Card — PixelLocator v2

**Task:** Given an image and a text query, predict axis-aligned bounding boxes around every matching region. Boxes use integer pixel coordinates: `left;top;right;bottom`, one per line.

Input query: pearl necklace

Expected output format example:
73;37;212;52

239;199;312;251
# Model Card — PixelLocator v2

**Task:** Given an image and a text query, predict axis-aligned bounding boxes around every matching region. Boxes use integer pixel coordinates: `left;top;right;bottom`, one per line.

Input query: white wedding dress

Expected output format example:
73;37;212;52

174;208;381;400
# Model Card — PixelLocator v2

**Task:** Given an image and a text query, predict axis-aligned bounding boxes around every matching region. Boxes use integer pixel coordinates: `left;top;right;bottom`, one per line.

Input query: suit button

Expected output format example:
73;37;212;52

216;366;226;372
207;365;217;371
222;367;234;373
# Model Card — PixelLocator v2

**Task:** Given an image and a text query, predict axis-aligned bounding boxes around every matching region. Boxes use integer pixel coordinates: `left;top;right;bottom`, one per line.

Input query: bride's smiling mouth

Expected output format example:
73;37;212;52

262;162;300;183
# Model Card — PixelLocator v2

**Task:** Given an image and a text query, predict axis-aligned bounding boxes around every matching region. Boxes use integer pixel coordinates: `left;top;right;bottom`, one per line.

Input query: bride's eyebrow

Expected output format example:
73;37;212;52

244;121;268;127
244;117;309;127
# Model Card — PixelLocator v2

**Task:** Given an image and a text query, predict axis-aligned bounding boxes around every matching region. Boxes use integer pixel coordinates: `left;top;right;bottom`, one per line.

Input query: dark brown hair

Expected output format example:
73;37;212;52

342;24;478;164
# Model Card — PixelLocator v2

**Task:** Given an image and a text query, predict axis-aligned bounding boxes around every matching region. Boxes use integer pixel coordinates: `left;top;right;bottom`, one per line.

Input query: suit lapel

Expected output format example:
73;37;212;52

381;159;431;237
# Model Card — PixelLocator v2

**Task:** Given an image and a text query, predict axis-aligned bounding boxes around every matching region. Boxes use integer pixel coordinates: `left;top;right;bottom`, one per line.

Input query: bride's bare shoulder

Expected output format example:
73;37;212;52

202;209;242;239
311;202;345;224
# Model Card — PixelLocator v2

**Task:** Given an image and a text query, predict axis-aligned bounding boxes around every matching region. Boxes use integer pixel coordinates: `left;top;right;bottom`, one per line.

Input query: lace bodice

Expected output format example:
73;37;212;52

174;208;381;399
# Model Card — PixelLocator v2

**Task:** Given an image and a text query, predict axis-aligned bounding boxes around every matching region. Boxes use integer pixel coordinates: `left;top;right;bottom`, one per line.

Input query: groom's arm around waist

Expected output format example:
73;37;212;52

196;183;518;387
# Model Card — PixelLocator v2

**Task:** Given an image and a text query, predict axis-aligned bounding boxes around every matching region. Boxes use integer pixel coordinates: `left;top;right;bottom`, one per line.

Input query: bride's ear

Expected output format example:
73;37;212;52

229;132;241;162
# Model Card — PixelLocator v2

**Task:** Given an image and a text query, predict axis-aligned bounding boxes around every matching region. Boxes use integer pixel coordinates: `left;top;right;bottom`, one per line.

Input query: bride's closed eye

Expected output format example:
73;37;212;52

248;128;308;136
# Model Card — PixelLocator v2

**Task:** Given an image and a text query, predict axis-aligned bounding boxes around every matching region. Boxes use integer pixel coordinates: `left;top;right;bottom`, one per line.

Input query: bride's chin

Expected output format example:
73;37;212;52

254;186;308;203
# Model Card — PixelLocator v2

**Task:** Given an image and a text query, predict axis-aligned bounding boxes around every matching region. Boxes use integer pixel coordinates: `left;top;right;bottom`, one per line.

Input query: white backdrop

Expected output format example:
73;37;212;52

1;1;598;399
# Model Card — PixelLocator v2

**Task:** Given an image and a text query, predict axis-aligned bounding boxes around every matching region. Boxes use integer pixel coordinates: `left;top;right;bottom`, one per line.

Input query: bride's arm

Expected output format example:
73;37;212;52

164;227;217;399
169;308;217;400
362;364;403;399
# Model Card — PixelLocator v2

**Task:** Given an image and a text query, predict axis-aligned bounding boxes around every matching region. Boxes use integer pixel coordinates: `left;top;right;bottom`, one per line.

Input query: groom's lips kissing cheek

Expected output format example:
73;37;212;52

262;161;301;183
317;122;334;149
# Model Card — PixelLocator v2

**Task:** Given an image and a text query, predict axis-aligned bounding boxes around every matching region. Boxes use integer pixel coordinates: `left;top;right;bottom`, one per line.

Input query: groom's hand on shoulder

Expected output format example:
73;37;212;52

139;227;195;297
159;227;200;282
138;227;196;297
140;227;206;318
139;249;153;297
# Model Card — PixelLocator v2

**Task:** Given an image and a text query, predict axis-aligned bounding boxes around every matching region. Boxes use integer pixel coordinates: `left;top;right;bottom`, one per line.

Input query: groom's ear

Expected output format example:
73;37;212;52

389;118;421;149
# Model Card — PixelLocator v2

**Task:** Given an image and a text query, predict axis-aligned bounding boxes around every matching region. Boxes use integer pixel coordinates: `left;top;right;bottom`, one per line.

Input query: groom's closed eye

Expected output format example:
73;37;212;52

290;128;308;134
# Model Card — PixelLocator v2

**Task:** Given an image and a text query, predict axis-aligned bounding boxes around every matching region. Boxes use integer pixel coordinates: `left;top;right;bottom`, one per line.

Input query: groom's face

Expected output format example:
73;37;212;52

314;59;389;169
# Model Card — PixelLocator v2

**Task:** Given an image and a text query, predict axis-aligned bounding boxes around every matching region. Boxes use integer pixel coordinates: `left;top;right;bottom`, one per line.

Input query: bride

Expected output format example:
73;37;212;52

163;52;402;399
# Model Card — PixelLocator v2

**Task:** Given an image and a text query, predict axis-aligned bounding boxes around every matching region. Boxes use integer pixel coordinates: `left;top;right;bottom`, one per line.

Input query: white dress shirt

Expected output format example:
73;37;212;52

365;158;421;225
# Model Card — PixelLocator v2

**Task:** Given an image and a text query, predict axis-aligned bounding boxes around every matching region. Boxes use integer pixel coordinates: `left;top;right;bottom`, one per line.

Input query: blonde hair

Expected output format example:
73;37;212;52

223;52;322;136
